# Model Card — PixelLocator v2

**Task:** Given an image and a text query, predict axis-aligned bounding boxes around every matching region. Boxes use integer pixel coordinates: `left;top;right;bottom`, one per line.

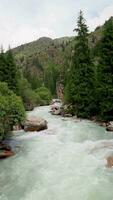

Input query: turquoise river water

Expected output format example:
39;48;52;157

0;106;113;200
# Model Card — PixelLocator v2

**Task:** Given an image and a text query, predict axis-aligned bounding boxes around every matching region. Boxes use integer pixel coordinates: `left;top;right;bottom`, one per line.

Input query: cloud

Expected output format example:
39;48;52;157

87;4;113;31
0;0;113;50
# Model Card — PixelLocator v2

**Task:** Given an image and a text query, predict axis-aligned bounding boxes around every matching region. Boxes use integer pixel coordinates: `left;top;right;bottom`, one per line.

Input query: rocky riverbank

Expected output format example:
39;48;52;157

55;104;113;132
0;114;48;159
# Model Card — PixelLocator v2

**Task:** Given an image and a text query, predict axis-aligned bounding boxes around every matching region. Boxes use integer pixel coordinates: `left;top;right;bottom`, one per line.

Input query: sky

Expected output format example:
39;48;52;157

0;0;113;50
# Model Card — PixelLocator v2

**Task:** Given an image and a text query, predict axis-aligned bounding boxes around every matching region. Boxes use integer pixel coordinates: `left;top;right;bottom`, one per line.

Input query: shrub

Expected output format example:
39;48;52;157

0;82;25;140
35;87;52;105
18;78;37;110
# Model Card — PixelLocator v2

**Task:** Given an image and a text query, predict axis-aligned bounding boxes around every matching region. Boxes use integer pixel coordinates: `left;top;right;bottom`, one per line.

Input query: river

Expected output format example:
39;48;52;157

0;106;113;200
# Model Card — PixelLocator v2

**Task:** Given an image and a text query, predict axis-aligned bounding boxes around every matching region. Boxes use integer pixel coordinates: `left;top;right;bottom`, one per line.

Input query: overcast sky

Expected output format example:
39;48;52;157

0;0;113;50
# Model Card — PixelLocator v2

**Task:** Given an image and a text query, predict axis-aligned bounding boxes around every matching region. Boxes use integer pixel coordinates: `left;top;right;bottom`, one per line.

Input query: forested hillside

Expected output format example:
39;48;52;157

11;18;111;97
12;37;73;93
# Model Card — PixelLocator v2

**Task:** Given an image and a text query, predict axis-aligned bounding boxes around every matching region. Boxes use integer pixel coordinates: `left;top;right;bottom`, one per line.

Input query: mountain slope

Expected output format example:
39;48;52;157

11;17;113;93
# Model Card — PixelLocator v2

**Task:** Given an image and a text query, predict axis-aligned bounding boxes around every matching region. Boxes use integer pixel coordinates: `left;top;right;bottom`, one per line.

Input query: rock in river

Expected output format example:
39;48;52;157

0;143;15;159
106;121;113;132
23;116;48;132
106;156;113;168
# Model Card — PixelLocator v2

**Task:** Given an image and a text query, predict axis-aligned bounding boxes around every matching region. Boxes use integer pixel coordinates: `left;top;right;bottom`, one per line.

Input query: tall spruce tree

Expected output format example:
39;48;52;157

0;47;18;93
97;17;113;121
0;47;7;82
65;11;95;118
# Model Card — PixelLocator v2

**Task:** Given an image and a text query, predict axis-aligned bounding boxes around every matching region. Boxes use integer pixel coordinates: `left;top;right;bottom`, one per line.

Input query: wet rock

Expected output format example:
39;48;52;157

106;126;113;132
24;116;48;132
50;99;62;115
106;156;113;168
0;143;15;159
51;105;61;115
100;122;107;127
61;104;75;117
0;150;15;159
64;114;73;117
13;124;22;131
106;122;113;132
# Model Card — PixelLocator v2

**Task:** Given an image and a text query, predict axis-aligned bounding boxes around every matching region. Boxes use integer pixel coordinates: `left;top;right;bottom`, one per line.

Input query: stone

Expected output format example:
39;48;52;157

106;156;113;168
0;150;15;159
101;122;107;127
106;121;113;132
0;143;14;159
24;116;48;132
50;101;62;115
64;114;73;117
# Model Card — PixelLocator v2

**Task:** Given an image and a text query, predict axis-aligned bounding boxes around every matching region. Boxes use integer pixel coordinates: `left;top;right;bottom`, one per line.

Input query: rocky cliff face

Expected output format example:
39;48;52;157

56;81;64;101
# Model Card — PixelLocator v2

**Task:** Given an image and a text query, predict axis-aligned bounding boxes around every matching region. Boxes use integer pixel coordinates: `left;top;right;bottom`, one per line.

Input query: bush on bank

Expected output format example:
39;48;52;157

0;82;25;140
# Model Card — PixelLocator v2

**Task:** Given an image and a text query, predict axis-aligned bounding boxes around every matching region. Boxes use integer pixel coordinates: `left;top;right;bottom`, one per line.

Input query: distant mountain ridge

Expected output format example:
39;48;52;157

12;36;73;56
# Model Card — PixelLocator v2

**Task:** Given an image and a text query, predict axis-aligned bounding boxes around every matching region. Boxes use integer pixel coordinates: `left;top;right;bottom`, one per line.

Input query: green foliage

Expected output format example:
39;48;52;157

0;48;19;94
35;87;52;105
23;55;43;90
35;93;42;105
65;11;95;118
96;17;113;121
0;81;13;96
18;77;52;109
0;82;25;140
8;94;25;126
65;15;113;121
18;78;37;110
44;63;60;95
12;36;73;96
0;48;7;83
0;95;9;139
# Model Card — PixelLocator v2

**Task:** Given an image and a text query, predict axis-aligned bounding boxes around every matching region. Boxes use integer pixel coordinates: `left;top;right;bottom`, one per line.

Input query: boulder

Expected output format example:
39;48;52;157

100;122;107;127
106;156;113;168
106;121;113;132
0;143;15;159
0;150;15;159
24;116;48;132
50;101;62;115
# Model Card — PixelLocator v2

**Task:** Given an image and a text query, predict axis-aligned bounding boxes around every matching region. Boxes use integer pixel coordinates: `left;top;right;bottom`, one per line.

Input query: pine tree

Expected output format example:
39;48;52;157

97;17;113;121
5;48;18;93
0;47;18;93
65;11;95;118
0;48;6;82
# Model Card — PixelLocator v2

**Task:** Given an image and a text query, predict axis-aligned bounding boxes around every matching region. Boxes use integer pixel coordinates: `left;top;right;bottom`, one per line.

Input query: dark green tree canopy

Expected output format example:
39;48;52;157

65;11;95;118
0;48;18;93
96;17;113;121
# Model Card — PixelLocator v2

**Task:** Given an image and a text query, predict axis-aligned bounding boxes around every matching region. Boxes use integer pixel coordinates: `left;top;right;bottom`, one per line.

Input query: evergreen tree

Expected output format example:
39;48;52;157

96;17;113;121
0;47;18;93
0;47;8;83
6;48;18;93
65;11;95;118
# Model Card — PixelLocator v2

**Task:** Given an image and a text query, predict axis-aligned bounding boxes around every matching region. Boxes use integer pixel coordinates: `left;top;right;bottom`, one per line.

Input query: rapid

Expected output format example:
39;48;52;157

0;106;113;200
